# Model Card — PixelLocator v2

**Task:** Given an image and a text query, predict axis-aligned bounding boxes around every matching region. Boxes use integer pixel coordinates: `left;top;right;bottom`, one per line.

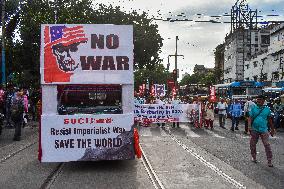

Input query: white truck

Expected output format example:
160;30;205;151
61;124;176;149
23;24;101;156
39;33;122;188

39;24;138;162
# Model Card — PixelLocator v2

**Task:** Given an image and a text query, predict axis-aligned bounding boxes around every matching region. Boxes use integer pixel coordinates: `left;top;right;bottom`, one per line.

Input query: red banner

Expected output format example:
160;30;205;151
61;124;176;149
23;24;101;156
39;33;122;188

167;80;175;90
139;84;145;96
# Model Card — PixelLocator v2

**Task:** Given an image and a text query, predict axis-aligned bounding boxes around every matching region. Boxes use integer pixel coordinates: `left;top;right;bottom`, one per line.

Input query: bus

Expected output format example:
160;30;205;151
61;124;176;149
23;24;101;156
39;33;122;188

214;81;263;99
179;84;208;97
39;24;141;162
262;87;284;99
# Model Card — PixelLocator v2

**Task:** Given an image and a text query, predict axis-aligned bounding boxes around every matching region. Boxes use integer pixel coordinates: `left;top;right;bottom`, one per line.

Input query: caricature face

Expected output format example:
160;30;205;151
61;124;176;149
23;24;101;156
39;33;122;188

52;43;81;72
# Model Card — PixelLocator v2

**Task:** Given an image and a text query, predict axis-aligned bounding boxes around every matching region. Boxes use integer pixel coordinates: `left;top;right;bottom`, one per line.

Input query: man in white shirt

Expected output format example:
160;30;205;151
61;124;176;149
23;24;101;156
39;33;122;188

217;98;228;129
244;97;256;134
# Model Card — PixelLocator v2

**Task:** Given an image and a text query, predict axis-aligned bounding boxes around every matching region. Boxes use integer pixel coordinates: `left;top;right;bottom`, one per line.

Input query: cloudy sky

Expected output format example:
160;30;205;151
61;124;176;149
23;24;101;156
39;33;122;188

94;0;284;77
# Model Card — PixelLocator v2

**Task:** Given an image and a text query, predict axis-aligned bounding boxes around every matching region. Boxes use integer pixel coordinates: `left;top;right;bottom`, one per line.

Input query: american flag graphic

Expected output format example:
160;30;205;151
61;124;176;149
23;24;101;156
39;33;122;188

44;25;88;47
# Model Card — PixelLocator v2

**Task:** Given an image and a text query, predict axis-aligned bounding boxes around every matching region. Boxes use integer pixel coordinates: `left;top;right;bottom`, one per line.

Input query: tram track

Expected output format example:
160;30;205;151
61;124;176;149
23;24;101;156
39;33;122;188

40;163;65;189
40;149;165;189
162;127;247;189
140;144;165;189
39;144;165;189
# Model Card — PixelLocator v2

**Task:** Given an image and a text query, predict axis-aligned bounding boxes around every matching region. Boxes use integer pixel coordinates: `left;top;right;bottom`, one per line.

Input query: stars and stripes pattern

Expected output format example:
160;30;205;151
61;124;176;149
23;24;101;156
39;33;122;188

44;25;88;47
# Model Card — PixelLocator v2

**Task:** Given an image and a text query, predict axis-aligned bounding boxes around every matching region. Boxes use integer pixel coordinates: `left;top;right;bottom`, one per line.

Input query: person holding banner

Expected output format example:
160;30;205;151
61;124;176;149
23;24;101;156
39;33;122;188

172;97;181;128
156;97;165;127
204;101;215;130
141;98;152;127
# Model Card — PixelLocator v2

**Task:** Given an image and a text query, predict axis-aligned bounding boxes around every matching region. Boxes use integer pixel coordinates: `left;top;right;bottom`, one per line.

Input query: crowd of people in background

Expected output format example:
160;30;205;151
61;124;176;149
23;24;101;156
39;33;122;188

0;84;41;141
135;93;284;167
135;94;283;131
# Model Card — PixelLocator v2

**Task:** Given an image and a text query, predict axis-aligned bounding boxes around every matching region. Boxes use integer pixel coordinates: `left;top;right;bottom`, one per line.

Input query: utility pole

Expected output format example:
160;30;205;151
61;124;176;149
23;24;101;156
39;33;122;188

167;36;184;97
168;36;184;82
175;36;178;70
1;0;5;86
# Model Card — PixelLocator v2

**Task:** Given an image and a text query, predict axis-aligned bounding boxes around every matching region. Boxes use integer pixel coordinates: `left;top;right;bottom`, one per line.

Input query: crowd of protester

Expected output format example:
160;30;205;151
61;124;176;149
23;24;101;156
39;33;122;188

0;84;41;141
135;94;283;130
135;93;284;167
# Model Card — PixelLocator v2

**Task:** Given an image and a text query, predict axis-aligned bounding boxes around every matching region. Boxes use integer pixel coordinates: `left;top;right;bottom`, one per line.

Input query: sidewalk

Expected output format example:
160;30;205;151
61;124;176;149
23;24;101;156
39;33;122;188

0;121;39;147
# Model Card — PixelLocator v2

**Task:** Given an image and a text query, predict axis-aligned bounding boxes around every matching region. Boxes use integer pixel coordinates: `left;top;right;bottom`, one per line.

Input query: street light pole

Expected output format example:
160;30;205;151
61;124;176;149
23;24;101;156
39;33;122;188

167;36;184;97
1;0;6;85
175;36;178;70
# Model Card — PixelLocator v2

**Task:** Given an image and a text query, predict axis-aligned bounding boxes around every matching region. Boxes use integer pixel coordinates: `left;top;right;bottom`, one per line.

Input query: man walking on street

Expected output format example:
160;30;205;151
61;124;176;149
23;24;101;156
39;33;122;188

248;95;275;167
230;99;242;131
217;98;228;129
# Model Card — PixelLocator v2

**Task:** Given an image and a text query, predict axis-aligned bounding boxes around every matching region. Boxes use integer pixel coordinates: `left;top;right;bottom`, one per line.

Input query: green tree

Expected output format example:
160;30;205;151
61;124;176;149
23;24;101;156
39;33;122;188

1;0;23;85
179;70;217;86
90;4;163;70
134;63;170;91
179;73;201;86
200;71;216;86
6;0;163;88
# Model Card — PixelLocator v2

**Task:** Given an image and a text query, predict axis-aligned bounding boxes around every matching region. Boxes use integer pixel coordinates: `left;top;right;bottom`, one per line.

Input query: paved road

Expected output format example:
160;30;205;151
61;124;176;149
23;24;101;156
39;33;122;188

139;119;284;189
0;124;153;189
0;119;283;189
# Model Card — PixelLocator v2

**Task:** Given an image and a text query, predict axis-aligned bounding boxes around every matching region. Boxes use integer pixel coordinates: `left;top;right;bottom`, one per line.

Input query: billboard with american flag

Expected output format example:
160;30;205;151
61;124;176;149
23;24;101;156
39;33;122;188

40;24;133;84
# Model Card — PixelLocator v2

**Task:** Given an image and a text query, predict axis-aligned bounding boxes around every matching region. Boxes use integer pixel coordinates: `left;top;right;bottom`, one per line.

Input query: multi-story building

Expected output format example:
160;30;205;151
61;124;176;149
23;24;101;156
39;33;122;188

244;23;284;87
223;28;270;83
214;43;225;83
193;64;213;75
269;23;284;87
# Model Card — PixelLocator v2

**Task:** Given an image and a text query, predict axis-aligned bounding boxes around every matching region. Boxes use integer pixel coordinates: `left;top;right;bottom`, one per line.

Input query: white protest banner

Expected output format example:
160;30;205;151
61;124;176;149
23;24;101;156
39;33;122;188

134;104;200;123
209;86;216;102
134;97;145;104
41;113;134;162
40;24;133;85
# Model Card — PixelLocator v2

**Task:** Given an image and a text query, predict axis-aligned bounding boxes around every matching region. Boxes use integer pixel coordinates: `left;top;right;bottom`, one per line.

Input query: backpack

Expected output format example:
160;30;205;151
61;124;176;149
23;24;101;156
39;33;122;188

10;97;24;120
6;92;13;108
